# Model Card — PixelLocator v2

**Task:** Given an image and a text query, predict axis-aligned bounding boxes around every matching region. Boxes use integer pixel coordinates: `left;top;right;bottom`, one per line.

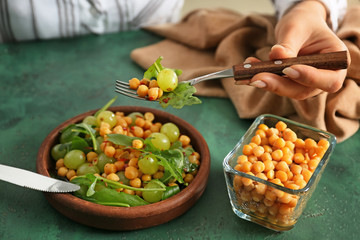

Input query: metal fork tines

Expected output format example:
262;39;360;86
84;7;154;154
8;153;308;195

115;80;148;101
115;68;233;100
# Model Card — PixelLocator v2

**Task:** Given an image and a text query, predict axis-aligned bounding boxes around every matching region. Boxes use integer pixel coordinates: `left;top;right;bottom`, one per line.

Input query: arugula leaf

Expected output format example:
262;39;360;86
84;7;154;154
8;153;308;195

161;149;184;170
159;82;202;109
157;155;184;184
143;137;161;154
142;138;185;183
86;174;98;197
107;134;142;147
143;56;164;80
94;96;117;117
169;141;182;150
182;147;199;173
74;123;98;151
162;185;180;200
143;56;182;80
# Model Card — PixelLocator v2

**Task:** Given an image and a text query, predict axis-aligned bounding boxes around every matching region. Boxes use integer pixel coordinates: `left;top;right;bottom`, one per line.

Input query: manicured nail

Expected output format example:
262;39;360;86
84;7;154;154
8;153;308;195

243;58;252;64
271;44;285;51
250;80;267;88
283;67;300;79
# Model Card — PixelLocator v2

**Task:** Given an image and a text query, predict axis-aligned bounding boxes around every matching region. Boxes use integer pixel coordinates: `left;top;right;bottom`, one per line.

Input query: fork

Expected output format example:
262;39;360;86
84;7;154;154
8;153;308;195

115;68;233;100
115;51;348;101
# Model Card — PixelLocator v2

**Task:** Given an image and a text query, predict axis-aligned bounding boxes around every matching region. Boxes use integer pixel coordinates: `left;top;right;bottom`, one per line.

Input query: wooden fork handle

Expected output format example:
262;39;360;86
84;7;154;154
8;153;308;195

233;51;348;81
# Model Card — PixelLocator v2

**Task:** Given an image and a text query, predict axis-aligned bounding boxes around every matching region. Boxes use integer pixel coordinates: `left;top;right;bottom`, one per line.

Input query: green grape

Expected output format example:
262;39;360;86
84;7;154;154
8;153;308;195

142;180;164;203
160;123;180;143
76;163;100;176
94;136;104;154
127;112;144;126
96;152;115;173
51;144;67;161
116;171;130;185
138;154;159;175
63;149;86;170
157;68;178;92
96;110;117;128
82;115;97;126
149;133;171;150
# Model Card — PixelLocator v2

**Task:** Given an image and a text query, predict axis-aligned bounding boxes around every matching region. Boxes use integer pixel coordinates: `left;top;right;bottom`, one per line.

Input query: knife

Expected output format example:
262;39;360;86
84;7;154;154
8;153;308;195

184;51;348;85
0;164;80;193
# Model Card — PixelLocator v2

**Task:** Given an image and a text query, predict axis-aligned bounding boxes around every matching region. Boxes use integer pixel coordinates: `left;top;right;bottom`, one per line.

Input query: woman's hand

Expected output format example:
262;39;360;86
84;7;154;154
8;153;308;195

245;1;349;100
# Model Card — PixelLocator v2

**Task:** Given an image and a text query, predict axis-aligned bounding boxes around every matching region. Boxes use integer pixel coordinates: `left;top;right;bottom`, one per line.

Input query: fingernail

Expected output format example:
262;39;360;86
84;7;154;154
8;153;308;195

250;80;267;88
243;58;252;64
271;44;285;51
283;67;300;79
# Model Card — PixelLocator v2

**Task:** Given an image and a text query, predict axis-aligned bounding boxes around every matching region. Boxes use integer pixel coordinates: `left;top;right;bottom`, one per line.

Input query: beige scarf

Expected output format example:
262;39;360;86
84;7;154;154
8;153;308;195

131;7;360;142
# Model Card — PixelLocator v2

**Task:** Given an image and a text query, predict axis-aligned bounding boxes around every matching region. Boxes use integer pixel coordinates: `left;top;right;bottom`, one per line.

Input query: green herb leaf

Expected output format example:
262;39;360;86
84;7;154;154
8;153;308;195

169;141;182;150
107;134;142;147
94;96;117;117
69;136;90;153
143;56;182;80
161;149;184;170
159;82;202;109
157;155;184;184
143;56;164;80
75;123;98;151
86;174;97;197
162;185;180;200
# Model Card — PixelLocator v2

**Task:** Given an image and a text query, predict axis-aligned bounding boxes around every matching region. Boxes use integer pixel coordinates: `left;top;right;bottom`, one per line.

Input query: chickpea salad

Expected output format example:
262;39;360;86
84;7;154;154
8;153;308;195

232;120;330;226
129;57;202;109
52;98;201;207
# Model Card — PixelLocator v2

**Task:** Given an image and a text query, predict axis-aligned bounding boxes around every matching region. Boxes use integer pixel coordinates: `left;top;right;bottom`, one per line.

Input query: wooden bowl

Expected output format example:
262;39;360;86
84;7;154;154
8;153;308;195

36;106;210;231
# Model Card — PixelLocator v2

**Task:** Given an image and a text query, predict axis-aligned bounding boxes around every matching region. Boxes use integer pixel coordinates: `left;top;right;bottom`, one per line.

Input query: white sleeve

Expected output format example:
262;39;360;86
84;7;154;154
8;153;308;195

272;0;348;32
0;0;184;42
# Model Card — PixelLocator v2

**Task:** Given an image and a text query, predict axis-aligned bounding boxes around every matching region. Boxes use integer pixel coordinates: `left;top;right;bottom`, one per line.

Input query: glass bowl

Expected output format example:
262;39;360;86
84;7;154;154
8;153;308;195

223;114;336;231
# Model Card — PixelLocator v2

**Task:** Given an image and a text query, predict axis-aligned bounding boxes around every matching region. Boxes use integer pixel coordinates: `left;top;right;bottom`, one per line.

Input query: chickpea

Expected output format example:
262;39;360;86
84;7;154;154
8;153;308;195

123;189;135;195
56;158;65;169
104;163;117;175
66;169;76;180
149;79;159;88
242;144;253;156
148;87;161;101
128;158;138;168
107;173;120;182
137;85;148;97
251;135;262;145
130;178;142;188
117;117;128;128
123;116;132;126
135;117;145;128
179;135;191;147
104;146;116;157
153;171;164;179
131;126;144;138
141;174;152;182
140;78;150;86
129;78;140;90
86;151;98;162
114;161;125;171
144;112;155;122
112;125;124;134
58;167;68;177
132;139;144;149
125;166;138;180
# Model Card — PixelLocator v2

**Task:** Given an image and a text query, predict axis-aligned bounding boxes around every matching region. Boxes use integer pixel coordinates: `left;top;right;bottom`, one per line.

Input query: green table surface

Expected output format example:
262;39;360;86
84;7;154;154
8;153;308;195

0;30;359;240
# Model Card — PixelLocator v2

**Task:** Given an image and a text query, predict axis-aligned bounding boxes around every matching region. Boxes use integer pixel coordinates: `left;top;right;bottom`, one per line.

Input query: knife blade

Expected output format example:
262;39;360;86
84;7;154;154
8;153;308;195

0;164;80;193
184;51;348;85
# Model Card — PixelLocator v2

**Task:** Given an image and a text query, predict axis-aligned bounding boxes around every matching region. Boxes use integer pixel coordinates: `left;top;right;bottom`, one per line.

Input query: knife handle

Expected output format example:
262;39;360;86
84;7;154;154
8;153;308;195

233;51;348;81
